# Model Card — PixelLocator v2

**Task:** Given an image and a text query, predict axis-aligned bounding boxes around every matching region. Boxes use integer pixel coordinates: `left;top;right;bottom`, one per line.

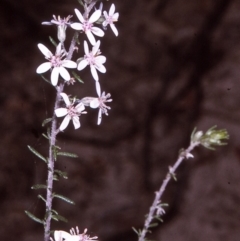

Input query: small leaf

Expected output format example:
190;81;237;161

42;118;52;127
51;209;58;215
25;211;44;224
53;174;59;181
132;227;140;236
53;194;75;205
149;222;158;228
38;194;46;203
49;36;57;47
57;152;78;158
28;145;47;163
31;184;47;190
42;133;49;140
72;71;84;83
52;214;68;223
54;169;68;179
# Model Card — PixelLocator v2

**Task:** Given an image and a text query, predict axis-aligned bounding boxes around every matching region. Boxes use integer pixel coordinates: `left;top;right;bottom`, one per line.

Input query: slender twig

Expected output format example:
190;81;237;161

138;142;199;241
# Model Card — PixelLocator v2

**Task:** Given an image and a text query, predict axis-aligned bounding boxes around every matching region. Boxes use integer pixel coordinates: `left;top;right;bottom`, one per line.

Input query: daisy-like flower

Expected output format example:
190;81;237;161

36;43;77;86
55;93;86;131
71;9;104;45
52;227;98;241
102;4;119;36
42;15;72;42
78;40;106;82
81;83;112;125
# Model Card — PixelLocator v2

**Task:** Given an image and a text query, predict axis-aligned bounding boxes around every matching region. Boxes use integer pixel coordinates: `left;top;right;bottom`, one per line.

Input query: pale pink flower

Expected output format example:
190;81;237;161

55;93;86;131
78;40;106;81
102;4;119;36
71;9;104;45
36;43;77;86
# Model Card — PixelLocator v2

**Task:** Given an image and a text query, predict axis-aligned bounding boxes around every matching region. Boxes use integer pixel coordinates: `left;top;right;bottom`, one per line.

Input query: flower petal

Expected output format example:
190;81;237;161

78;59;88;71
59;67;70;81
61;60;77;68
55;108;68;117
84;41;89;55
38;44;52;58
86;31;96;45
96;81;101;97
110;23;118;36
90;66;99;81
95;55;106;64
51;67;60;86
95;63;106;73
72;116;80;129
92;41;100;55
90;98;100;108
91;27;105;37
56;43;62;56
89;10;101;23
70;23;83;31
109;4;115;16
74;9;84;23
36;62;52;74
54;231;72;241
75;102;85;112
60;115;71;131
60;93;71;106
97;109;102;125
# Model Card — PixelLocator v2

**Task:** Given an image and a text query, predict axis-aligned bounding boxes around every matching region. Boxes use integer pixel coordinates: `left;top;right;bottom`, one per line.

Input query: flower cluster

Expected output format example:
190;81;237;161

36;3;119;130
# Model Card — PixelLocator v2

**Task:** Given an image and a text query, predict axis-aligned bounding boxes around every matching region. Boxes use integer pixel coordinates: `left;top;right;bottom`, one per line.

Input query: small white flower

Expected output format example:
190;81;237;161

55;93;86;131
36;43;77;86
78;40;106;81
71;9;104;45
52;227;98;241
81;84;112;125
103;4;119;36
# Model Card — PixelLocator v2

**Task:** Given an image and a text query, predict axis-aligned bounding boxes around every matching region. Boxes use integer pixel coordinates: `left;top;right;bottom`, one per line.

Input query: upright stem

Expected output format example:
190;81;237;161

138;142;199;241
44;84;64;241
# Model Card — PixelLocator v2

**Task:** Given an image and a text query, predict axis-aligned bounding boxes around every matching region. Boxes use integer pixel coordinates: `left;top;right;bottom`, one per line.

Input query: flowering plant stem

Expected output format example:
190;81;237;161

138;142;199;241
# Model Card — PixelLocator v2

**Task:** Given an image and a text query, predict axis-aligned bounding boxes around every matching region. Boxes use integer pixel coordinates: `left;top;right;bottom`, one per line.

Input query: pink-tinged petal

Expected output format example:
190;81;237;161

103;11;108;20
72;116;80;129
78;59;88;71
59;67;70;81
86;31;96;45
90;98;100;108
102;20;108;27
95;64;106;73
92;41;100;55
84;41;89;54
90;66;99;81
36;62;51;74
61;60;77;68
51;67;60;86
113;12;119;20
54;231;72;241
95;55;106;64
59;115;71;131
109;4;115;16
55;108;68;117
110;23;118;36
56;43;62;56
89;10;101;23
38;44;52;58
75;102;85;112
97;109;102;125
60;93;71;106
74;9;84;23
91;27;105;37
70;23;83;31
96;81;101;97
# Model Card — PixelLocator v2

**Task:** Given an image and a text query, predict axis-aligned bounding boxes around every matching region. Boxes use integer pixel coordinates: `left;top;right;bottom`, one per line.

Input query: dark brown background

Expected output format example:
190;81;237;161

0;0;240;241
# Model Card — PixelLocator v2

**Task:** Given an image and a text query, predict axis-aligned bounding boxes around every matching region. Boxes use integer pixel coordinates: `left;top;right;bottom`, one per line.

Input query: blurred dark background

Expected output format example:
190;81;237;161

0;0;240;240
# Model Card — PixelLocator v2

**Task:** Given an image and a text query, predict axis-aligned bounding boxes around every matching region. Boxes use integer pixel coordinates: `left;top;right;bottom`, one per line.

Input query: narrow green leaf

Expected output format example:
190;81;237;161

51;209;58;215
57;152;78;158
72;71;84;83
38;194;46;203
132;227;140;236
52;214;68;223
28;145;47;163
53;174;59;181
31;184;47;190
49;36;57;47
54;169;68;179
42;133;49;140
25;210;44;224
149;222;158;228
53;194;75;205
42;118;52;127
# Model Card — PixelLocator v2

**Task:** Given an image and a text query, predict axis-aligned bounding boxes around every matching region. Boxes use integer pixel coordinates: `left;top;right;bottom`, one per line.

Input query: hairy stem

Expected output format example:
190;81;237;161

138;142;199;241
